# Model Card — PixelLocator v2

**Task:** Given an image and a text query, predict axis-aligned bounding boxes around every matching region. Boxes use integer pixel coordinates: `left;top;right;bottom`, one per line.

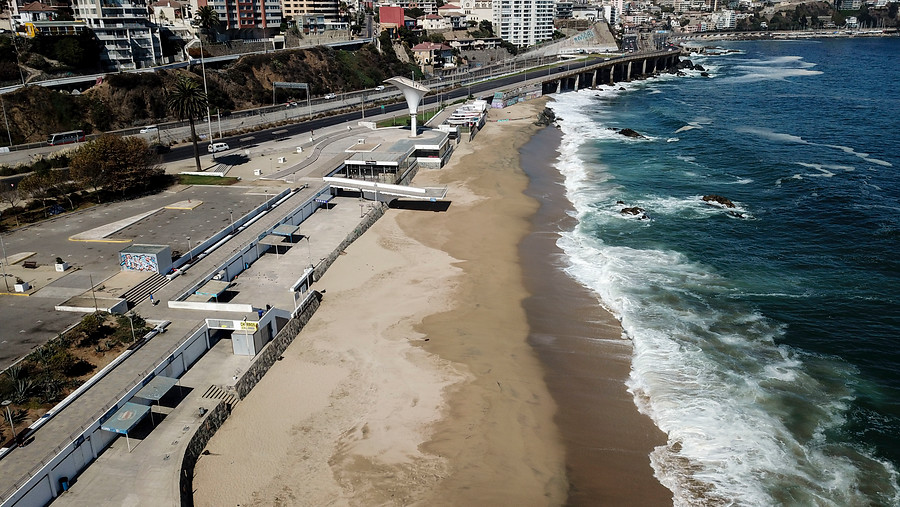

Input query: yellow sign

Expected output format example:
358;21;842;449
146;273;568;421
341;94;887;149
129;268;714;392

240;321;258;331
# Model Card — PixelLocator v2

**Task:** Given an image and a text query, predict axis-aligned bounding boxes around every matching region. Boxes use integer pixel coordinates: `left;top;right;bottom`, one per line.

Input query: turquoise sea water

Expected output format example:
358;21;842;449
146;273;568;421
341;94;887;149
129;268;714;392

548;38;900;505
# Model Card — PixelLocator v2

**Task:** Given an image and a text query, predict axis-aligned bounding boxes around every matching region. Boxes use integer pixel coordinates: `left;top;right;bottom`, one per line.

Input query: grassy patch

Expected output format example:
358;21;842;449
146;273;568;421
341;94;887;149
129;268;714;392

177;174;240;186
376;110;439;128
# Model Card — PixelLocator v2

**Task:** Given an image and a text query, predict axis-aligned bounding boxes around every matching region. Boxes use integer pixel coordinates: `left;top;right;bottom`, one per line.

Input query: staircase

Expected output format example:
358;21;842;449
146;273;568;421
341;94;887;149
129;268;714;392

202;385;238;409
120;273;169;305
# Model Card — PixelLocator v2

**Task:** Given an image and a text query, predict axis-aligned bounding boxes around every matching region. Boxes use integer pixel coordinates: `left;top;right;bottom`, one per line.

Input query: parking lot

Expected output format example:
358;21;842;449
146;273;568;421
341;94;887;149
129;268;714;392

0;184;286;369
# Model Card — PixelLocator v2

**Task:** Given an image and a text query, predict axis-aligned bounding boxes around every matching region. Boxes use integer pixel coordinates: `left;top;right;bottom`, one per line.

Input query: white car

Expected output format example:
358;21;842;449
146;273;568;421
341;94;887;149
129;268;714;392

324;93;337;100
140;125;158;133
208;142;229;153
374;85;385;91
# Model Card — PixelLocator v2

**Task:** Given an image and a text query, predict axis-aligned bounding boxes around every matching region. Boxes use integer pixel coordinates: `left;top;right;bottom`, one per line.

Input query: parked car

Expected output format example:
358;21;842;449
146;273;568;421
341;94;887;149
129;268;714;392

208;142;229;153
324;93;337;100
140;125;158;133
374;85;385;91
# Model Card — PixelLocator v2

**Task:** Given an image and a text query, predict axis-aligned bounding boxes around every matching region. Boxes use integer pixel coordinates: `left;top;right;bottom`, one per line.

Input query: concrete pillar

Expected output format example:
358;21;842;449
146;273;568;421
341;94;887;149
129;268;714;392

574;74;580;90
609;67;614;85
556;80;561;93
642;59;647;75
626;62;632;81
410;113;417;137
592;69;597;88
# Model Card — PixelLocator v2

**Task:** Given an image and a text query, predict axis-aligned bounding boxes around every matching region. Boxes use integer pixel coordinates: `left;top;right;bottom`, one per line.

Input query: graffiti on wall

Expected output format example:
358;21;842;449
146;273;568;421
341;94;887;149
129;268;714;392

120;253;159;272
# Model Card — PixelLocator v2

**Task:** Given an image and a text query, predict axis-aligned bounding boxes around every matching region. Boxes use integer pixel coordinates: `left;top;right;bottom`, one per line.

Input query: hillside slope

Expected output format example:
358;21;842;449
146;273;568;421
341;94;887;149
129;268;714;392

2;43;415;145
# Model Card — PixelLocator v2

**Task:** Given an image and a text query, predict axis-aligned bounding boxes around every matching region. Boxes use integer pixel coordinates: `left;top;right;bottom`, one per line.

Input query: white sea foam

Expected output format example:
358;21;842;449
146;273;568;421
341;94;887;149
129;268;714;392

548;91;900;506
736;126;809;144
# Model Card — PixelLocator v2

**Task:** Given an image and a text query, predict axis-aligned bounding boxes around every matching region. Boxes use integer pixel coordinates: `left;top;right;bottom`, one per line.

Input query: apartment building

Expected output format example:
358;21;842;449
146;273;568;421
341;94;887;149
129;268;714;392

70;0;162;71
202;0;282;32
491;0;554;46
282;0;338;22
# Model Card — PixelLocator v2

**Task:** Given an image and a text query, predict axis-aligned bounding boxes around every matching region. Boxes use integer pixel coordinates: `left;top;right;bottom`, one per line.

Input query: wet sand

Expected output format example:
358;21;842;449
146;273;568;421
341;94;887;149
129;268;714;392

519;126;672;505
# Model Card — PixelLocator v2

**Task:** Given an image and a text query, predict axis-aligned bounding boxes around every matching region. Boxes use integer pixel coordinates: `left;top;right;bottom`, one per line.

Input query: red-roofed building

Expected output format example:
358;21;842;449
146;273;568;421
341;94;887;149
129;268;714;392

16;2;57;23
378;5;404;38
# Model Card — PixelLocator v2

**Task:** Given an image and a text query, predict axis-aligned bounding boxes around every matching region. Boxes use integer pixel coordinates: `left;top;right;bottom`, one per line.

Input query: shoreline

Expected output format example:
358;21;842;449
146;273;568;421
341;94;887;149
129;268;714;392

192;98;666;505
519;125;671;505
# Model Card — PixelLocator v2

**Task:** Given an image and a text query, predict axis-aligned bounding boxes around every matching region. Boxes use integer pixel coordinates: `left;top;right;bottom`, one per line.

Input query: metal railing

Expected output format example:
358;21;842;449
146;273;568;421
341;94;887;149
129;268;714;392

0;320;206;503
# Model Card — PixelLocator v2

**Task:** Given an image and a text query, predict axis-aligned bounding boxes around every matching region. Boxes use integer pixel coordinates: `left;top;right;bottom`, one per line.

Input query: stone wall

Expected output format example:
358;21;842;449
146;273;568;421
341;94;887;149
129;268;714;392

178;202;388;505
234;291;322;400
178;291;321;506
178;400;230;506
311;202;386;282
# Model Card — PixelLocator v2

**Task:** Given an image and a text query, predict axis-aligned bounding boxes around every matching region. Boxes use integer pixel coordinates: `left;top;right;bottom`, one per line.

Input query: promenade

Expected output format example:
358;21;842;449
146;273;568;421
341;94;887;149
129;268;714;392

0;118;395;505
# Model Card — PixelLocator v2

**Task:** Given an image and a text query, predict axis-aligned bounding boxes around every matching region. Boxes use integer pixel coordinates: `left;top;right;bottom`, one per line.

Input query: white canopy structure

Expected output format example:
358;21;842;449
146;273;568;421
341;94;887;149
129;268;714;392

384;77;431;138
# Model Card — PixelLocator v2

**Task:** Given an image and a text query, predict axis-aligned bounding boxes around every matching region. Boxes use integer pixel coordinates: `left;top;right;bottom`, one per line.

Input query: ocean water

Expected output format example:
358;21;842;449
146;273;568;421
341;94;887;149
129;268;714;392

548;38;900;506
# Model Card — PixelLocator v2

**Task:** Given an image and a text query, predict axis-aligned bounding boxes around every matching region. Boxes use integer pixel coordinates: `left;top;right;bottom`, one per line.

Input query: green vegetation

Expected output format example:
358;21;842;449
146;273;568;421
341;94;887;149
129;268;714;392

376;110;439;128
166;74;208;172
0;312;150;439
177;174;240;185
70;135;167;202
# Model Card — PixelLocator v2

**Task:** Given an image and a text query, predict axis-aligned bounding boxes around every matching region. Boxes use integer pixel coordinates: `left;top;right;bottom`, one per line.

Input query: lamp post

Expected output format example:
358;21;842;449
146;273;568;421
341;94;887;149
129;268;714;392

303;235;312;268
187;236;192;262
0;219;9;292
128;312;136;343
229;209;234;232
197;33;215;155
2;400;16;443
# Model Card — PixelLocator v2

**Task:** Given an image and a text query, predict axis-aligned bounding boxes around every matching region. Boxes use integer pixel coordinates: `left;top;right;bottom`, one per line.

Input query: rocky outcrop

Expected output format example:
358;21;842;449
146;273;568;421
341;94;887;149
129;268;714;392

620;206;649;220
535;107;557;126
618;128;646;139
702;194;735;208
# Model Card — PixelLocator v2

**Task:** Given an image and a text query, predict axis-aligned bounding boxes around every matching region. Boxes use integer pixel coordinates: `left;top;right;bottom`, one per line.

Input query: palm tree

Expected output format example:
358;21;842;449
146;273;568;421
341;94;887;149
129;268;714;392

195;6;220;42
166;75;207;172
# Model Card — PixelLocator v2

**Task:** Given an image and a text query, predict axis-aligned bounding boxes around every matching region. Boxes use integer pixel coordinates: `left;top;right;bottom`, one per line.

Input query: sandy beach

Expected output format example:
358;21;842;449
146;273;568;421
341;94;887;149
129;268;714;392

193;98;668;506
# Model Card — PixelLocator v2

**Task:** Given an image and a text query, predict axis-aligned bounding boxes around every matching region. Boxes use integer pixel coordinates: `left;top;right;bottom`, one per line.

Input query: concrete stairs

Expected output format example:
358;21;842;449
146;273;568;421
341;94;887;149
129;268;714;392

120;273;169;305
202;385;238;409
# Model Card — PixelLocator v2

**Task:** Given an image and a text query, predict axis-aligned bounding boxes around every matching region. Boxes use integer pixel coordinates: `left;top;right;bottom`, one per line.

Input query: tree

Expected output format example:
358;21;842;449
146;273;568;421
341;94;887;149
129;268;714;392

69;135;160;201
17;167;55;207
479;20;494;36
832;10;846;27
195;6;221;42
0;183;21;227
166;74;207;172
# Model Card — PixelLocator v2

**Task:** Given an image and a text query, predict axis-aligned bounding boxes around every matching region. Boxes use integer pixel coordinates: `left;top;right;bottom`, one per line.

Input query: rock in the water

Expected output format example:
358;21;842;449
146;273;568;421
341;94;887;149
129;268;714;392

700;72;709;77
618;128;646;139
702;194;736;208
621;207;649;220
694;64;706;72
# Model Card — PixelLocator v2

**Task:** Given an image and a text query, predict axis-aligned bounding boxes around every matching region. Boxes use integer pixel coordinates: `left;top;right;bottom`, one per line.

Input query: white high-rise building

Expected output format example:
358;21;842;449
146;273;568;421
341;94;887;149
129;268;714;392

71;0;162;71
491;0;554;47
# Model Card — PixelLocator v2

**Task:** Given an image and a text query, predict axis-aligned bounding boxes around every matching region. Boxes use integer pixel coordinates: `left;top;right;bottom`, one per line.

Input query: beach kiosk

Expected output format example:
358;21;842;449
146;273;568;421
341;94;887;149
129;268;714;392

118;244;173;274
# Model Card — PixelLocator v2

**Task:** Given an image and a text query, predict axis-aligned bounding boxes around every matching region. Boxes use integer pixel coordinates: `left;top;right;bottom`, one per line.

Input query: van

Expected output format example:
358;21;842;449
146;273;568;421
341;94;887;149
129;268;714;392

140;125;158;133
208;142;229;153
374;85;385;91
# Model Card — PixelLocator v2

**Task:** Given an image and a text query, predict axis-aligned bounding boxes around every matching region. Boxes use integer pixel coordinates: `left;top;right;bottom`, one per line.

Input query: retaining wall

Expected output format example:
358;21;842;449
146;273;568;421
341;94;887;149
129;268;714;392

178;291;322;506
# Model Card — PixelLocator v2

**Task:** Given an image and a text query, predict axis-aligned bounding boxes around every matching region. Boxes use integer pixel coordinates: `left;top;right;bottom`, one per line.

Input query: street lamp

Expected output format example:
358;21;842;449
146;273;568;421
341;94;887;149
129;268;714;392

303;235;312;268
127;312;136;343
2;400;16;443
229;209;234;232
197;33;215;156
187;236;192;262
0;221;9;292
